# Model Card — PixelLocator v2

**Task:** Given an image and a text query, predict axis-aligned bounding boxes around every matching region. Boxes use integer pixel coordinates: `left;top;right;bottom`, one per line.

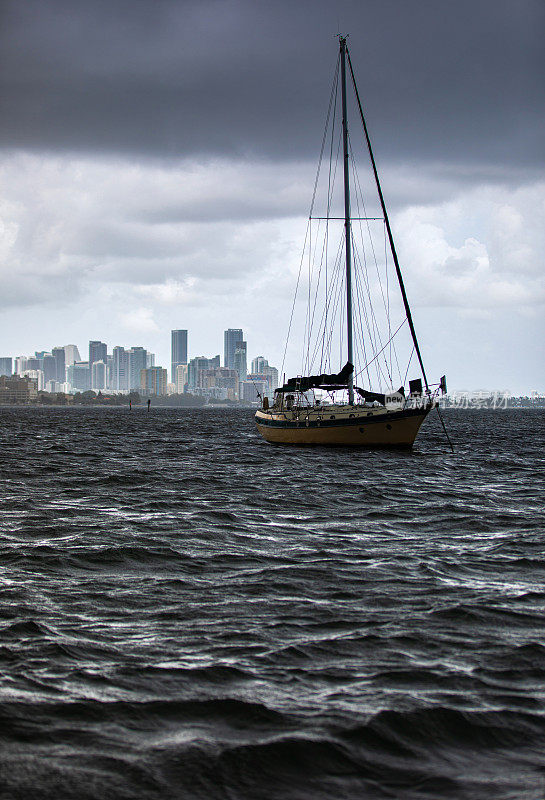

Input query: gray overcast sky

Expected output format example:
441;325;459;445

0;0;544;393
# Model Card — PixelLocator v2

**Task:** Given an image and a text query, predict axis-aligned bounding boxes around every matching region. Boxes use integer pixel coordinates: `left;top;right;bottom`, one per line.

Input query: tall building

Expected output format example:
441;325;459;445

106;354;114;389
112;346;129;391
241;379;268;403
171;330;188;383
91;360;107;391
187;356;221;389
14;357;28;375
51;347;66;382
201;367;239;400
128;347;148;390
175;364;188;394
63;345;81;367
42;355;57;384
251;356;271;374
224;329;243;370
0;358;13;377
140;367;168;396
266;365;279;392
89;341;107;368
66;362;90;392
248;356;279;400
233;341;247;381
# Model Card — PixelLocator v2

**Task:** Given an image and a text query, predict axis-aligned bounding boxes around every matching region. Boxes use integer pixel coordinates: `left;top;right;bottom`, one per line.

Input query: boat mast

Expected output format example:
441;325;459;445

346;48;429;392
339;36;355;405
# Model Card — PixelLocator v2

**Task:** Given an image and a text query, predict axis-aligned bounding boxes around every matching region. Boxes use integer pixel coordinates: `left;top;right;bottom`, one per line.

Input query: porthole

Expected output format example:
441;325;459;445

386;423;392;430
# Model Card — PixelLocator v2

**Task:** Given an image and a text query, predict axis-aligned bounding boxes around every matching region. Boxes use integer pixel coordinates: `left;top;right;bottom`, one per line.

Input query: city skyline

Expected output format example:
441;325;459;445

2;326;280;401
2;319;543;396
0;331;545;397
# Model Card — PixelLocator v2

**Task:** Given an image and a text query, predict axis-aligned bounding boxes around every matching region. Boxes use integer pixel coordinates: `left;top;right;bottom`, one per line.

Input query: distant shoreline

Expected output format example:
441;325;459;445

0;403;258;410
0;403;543;411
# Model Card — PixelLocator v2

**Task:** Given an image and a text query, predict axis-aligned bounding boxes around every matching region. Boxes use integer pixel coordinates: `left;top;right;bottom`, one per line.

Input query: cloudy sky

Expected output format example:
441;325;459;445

1;0;543;393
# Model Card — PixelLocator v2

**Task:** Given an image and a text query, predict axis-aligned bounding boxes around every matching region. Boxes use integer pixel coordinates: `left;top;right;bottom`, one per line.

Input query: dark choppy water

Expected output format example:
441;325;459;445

1;407;544;799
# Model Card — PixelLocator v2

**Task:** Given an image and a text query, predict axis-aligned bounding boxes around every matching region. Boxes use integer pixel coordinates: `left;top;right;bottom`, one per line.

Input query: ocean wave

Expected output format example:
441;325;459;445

0;408;544;798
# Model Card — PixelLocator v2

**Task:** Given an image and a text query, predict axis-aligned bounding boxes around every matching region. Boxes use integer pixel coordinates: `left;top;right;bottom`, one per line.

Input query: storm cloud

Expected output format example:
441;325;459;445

1;0;543;165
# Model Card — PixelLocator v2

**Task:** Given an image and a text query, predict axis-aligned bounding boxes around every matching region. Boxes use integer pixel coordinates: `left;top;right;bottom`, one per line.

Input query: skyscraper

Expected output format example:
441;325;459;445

175;364;188;394
14;357;28;375
106;355;114;389
200;367;239;400
140;367;168;396
248;358;279;400
91;360;107;391
42;355;57;384
187;356;221;389
89;341;107;368
63;345;81;367
52;347;66;383
233;341;247;381
128;347;148;390
112;346;129;391
224;328;243;370
251;356;268;374
0;358;13;377
66;362;90;391
171;330;188;383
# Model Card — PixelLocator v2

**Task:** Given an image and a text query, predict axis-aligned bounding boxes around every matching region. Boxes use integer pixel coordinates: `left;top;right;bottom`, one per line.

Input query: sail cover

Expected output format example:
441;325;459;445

275;362;354;394
355;386;405;405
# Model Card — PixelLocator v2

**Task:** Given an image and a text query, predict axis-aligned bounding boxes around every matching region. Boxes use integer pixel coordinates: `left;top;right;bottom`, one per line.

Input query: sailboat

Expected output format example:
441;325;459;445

255;36;446;447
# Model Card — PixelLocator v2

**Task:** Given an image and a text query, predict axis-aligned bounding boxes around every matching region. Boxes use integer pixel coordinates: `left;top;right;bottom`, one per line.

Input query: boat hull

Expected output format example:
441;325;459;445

255;405;431;447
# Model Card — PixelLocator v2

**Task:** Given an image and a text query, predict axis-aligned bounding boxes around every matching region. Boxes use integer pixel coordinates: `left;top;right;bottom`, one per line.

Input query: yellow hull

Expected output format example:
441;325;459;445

255;405;431;447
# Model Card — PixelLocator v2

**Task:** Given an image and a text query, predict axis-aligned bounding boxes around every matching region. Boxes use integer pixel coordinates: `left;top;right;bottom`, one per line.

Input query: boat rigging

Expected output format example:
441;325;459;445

255;36;447;447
